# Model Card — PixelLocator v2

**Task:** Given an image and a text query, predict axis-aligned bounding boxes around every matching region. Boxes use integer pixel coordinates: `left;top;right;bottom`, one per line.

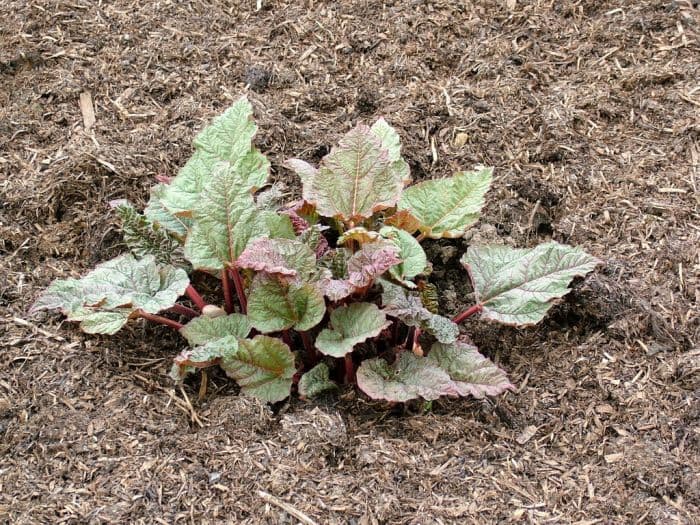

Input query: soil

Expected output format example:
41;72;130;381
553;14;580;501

1;1;699;523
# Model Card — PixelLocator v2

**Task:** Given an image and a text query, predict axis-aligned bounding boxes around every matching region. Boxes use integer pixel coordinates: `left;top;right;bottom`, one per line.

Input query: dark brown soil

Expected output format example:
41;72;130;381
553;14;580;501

1;1;699;523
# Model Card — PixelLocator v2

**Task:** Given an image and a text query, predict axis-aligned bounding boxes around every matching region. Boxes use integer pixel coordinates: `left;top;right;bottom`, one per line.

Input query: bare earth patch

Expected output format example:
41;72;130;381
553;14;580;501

1;1;698;523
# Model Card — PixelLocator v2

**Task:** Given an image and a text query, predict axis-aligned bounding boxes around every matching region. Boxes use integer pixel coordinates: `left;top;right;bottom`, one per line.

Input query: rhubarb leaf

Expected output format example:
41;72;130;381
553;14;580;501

427;341;515;398
236;238;317;281
289;123;405;222
298;363;338;399
247;275;325;333
346;241;401;288
144;183;190;239
380;281;458;344
67;308;132;335
220;335;295;403
398;168;492;238
315;303;390;358
337;227;381;246
170;337;235;380
160;98;265;215
370;118;411;184
380;226;427;284
180;313;252;346
112;200;180;264
461;242;600;325
356;352;453;402
384;209;422;234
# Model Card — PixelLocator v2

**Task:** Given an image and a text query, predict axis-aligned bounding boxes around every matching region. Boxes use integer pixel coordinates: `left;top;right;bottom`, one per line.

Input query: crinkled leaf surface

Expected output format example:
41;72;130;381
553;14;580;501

289;124;405;222
112;200;180;264
346;241;401;288
370;118;410;184
144;183;190;238
380;281;458;344
180;313;252;346
315;303;390;358
236;238;317;281
427;341;515;398
170;336;237;380
398;168;492;238
160;98;266;216
247;275;325;333
384;209;422;234
31;255;189;334
380;226;427;284
298;363;337;399
221;335;295;403
462;242;600;325
356;352;454;402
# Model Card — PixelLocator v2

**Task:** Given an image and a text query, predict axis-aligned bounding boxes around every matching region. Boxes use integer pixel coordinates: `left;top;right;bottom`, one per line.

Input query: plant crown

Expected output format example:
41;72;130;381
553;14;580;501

32;97;600;404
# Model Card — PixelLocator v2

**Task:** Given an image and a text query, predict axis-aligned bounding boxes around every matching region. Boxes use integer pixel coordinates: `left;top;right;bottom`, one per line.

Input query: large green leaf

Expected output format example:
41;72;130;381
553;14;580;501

461;242;600;325
356;352;454;402
221;335;295;403
427;342;514;398
380;280;458;344
380;226;427;285
180;313;252;346
315;303;390;358
287;122;406;222
247;275;326;333
398;168;492;238
30;255;189;334
298;363;338;399
160;98;266;216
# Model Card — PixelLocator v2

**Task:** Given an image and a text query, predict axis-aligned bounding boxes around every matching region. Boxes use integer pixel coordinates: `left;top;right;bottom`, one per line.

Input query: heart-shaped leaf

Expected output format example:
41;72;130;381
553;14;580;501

461;242;600;325
398;168;492;238
356;352;454;402
221;335;295;403
315;303;390;358
287;122;407;222
298;363;338;399
380;280;458;344
31;254;189;334
247;275;326;333
427;341;515;398
180;313;252;346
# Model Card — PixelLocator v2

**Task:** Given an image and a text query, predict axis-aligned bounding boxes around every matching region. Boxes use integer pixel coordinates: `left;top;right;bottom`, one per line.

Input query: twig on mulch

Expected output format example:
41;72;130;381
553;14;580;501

257;490;318;525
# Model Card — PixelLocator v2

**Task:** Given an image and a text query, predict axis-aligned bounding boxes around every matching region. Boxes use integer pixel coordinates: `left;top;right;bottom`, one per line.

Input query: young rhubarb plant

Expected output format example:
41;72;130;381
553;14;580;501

31;97;601;404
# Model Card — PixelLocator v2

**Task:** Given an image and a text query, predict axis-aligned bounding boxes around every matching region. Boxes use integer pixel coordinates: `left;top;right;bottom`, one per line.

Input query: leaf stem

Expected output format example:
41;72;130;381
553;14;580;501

344;354;355;384
221;269;234;314
416;232;426;243
185;285;206;311
229;267;247;314
452;304;483;324
168;304;199;319
281;330;293;348
411;327;423;356
137;311;183;330
300;331;318;364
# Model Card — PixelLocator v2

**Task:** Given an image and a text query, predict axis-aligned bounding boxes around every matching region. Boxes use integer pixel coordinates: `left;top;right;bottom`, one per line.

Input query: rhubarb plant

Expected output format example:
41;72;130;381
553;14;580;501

31;97;601;404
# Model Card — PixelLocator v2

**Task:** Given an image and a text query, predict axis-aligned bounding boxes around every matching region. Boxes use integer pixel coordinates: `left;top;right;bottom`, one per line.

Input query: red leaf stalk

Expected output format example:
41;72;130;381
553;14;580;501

137;311;183;330
452;304;483;324
229;267;247;314
168;304;199;318
185;285;206;311
221;269;234;314
344;354;355;384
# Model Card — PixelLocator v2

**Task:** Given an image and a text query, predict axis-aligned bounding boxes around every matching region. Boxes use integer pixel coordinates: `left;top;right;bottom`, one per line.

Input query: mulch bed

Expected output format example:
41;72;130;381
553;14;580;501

1;1;698;523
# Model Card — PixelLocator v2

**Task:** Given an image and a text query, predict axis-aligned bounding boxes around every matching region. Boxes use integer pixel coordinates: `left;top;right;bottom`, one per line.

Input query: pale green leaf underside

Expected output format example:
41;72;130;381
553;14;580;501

247;275;325;333
427;342;515;398
298;363;338;399
291;123;405;221
170;336;238;380
315;303;390;358
356;352;454;402
398;168;493;238
462;242;600;325
221;335;295;403
30;254;189;334
380;226;427;284
179;313;252;346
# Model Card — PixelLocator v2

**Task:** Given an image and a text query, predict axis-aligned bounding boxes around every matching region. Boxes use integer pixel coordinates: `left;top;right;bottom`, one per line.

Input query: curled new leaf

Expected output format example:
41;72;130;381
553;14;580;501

356;352;454;402
461;242;600;325
298;363;338;399
287;122;407;222
315;303;391;358
247;275;326;333
221;335;296;403
398;168;492;238
427;341;515;398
